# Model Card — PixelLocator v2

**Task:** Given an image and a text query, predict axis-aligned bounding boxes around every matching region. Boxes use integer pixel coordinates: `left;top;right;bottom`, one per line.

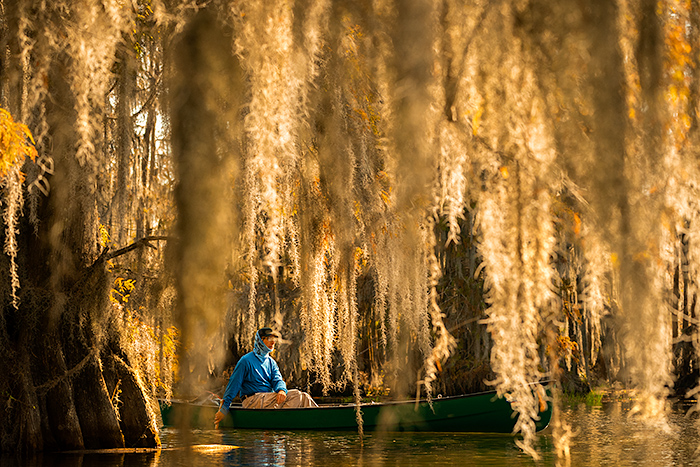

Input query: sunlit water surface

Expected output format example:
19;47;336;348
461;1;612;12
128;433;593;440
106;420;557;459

5;403;699;466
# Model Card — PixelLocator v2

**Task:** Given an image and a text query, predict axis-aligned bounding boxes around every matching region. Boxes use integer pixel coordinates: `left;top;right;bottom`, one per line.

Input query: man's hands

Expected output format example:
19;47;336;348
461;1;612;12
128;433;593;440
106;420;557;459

214;410;225;429
276;390;287;407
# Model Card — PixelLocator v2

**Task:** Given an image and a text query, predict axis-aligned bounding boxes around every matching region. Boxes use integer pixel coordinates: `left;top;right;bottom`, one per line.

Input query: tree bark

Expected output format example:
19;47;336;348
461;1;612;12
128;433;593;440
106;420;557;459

71;355;125;449
102;352;161;448
35;330;84;450
17;354;43;454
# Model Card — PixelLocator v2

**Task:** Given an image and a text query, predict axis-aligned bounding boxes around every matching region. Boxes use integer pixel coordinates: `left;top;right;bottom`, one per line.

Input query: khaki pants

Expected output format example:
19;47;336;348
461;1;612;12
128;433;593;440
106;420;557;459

242;389;318;409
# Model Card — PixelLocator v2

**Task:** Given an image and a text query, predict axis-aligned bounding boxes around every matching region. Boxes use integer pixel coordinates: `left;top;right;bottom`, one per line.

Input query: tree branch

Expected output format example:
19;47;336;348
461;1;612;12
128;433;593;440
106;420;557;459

106;235;169;260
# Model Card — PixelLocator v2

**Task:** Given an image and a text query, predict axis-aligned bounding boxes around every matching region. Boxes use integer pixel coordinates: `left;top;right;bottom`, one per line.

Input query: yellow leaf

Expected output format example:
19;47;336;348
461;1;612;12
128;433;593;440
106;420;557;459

668;85;679;104
681;113;691;130
0;107;39;177
471;107;484;135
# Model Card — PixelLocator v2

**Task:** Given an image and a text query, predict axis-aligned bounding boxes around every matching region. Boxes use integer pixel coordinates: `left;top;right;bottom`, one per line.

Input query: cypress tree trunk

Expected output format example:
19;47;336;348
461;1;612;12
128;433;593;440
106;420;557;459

35;330;84;451
102;351;160;448
0;17;157;453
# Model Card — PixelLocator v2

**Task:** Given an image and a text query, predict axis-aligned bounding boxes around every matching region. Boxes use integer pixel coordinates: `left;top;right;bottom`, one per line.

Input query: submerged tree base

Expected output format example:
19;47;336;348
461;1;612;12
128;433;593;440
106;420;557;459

0;254;160;453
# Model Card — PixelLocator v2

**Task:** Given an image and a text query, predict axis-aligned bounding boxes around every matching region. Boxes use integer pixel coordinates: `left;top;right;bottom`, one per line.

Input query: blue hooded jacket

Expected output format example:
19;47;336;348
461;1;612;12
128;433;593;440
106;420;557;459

219;333;287;414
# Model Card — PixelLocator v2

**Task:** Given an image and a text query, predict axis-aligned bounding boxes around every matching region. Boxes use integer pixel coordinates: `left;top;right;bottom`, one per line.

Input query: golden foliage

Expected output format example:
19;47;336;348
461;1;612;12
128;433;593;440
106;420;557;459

111;277;136;304
0;108;37;178
664;1;693;147
471;106;484;135
556;335;581;364
99;224;111;248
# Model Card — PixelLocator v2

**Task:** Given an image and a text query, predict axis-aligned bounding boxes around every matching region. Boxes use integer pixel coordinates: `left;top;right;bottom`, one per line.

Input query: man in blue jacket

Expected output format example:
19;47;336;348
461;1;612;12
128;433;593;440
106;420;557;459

214;327;317;426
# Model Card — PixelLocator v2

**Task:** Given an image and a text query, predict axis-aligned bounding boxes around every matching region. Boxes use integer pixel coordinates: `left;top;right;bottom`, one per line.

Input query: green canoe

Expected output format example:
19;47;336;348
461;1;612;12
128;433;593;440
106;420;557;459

160;389;552;433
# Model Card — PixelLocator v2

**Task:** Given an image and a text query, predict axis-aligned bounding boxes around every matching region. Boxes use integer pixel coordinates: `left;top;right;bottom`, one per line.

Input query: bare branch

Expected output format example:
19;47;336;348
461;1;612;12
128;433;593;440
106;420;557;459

106;235;169;260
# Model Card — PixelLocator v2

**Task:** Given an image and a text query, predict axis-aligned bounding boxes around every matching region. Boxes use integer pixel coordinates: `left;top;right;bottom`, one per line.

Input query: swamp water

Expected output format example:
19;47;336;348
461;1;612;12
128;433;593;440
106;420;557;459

3;402;698;467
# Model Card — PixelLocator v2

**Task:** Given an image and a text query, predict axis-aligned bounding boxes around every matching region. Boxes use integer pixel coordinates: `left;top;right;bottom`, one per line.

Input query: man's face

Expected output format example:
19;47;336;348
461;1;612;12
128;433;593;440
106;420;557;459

262;335;276;350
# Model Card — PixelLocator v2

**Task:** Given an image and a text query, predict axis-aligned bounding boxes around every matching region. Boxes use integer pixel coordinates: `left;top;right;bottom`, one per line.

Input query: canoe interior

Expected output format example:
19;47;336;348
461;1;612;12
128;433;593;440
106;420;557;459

160;390;552;434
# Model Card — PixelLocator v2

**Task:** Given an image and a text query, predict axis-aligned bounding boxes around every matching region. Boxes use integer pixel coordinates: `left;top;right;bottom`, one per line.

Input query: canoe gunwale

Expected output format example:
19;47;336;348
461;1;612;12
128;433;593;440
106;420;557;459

163;388;510;412
159;384;553;433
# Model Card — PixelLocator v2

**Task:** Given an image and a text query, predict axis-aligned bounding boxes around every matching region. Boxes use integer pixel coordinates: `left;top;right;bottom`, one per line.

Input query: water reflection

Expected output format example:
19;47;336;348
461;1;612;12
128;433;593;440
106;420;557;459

2;404;698;466
568;402;699;467
0;451;161;467
208;429;547;466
